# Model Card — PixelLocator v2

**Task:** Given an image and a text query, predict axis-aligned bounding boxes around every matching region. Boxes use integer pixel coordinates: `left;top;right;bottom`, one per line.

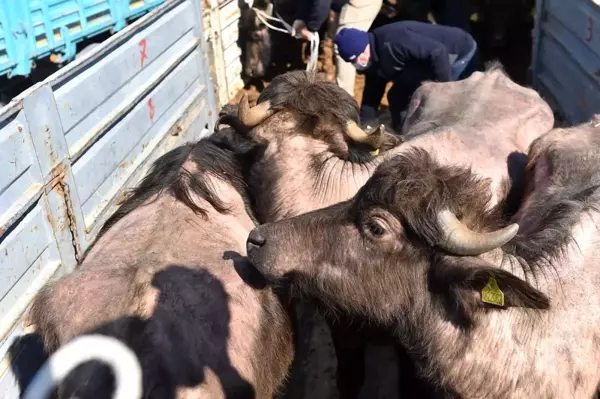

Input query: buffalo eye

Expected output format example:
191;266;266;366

366;219;386;237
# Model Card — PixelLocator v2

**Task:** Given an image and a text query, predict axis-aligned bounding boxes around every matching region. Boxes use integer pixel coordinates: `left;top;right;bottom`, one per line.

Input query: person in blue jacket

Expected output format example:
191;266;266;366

334;20;478;132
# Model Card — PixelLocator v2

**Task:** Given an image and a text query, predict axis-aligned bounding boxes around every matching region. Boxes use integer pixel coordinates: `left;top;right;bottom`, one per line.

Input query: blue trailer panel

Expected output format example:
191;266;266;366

0;0;167;78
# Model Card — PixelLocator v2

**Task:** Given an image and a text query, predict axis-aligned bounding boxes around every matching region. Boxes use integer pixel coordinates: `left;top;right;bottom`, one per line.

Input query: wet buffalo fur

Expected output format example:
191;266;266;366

255;71;402;163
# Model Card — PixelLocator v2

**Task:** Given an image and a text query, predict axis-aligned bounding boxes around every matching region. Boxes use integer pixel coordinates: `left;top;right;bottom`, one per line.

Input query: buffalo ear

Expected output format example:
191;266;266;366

429;256;550;328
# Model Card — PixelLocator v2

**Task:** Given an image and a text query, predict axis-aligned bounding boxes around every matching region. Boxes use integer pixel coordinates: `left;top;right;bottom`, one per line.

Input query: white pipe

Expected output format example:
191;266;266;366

22;334;143;399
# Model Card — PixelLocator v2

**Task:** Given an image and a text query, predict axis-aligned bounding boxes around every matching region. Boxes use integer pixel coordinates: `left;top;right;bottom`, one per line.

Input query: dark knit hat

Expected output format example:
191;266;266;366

334;28;369;62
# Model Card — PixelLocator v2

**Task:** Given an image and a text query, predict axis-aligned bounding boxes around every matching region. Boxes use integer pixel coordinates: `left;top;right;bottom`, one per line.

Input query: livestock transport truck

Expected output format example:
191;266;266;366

0;0;246;395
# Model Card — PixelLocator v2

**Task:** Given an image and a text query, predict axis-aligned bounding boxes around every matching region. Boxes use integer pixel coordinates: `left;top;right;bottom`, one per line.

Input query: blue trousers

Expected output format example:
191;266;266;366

360;38;478;131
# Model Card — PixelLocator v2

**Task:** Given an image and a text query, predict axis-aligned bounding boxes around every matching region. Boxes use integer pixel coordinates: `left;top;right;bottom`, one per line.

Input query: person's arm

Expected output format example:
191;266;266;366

298;0;332;32
393;33;452;82
427;45;451;82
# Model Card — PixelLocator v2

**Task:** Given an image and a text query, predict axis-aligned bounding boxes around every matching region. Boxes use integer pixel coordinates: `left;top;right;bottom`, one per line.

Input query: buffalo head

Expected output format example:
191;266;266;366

239;0;273;80
247;149;548;324
226;70;402;222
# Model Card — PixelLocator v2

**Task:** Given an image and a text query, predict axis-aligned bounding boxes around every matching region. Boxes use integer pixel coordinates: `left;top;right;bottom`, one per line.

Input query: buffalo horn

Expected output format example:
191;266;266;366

238;93;273;127
346;121;385;150
436;209;519;256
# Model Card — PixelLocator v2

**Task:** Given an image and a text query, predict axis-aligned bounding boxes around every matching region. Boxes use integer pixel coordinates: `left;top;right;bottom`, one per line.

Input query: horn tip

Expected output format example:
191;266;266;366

506;223;519;236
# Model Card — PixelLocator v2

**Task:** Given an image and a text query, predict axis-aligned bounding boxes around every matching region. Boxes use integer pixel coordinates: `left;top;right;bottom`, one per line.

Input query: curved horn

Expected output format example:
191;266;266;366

436;209;519;256
346;121;385;150
238;93;273;127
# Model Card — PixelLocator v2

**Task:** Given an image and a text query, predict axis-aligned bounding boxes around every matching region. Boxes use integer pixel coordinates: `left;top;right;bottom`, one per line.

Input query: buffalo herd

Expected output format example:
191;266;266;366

25;68;600;398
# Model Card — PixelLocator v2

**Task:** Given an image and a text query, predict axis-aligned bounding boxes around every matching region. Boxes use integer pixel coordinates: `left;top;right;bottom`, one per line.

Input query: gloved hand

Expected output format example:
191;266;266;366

291;19;314;41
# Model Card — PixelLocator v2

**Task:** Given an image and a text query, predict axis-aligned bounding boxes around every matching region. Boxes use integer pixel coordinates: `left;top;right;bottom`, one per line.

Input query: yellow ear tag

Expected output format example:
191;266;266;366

481;277;504;307
531;8;535;18
470;13;479;22
370;148;380;156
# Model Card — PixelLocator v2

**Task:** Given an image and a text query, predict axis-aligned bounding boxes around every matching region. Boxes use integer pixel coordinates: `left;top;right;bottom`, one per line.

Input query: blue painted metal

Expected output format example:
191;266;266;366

531;0;600;124
0;0;167;78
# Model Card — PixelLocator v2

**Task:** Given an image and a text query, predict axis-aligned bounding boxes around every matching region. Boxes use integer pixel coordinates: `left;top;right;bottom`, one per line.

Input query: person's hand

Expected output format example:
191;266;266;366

291;19;313;41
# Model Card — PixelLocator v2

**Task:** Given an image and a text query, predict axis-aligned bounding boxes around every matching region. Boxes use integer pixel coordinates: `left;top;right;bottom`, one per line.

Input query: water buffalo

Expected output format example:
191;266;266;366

238;66;552;222
239;0;273;81
27;129;293;398
226;67;553;397
246;119;600;397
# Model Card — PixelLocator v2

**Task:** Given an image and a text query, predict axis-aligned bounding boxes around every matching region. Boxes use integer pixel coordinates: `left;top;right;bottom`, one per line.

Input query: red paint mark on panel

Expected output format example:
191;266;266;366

587;17;594;42
148;98;155;121
139;39;148;68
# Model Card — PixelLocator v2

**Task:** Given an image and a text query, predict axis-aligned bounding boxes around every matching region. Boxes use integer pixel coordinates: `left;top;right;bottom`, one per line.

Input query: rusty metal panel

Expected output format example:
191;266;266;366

0;100;76;398
532;0;600;123
219;0;240;31
224;41;242;68
221;18;239;49
0;110;43;234
41;0;212;254
193;0;218;128
202;0;242;107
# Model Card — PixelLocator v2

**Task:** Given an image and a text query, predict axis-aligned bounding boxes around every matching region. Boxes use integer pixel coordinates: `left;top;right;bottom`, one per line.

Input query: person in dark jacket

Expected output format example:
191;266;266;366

334;21;478;132
291;0;350;40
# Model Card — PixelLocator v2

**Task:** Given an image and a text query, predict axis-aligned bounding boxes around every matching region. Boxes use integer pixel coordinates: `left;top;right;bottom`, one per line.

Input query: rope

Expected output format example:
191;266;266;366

252;8;290;34
22;335;143;399
306;32;319;72
252;8;319;72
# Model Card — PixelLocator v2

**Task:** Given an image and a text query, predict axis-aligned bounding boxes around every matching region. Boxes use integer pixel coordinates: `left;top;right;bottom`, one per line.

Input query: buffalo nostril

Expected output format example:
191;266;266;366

247;229;266;247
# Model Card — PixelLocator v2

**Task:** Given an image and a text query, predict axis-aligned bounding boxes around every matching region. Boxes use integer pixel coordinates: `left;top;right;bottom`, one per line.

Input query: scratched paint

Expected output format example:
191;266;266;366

148;98;155;120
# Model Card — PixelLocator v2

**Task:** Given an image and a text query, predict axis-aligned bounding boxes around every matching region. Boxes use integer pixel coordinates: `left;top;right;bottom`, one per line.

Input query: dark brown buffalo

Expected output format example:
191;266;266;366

239;0;273;81
246;119;600;397
28;129;293;398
